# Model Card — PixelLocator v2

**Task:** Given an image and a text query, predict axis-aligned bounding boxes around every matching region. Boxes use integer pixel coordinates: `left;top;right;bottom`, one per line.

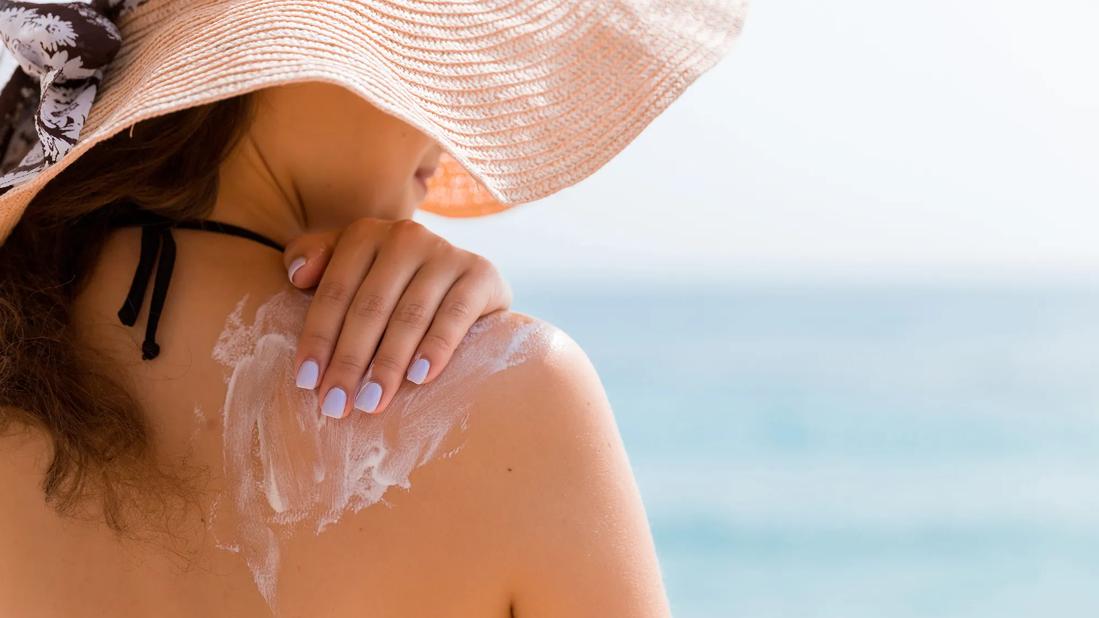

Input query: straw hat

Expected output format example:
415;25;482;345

0;0;748;245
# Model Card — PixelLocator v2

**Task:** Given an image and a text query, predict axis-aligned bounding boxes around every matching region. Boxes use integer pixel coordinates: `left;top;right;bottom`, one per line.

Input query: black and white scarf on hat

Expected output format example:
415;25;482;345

0;0;147;194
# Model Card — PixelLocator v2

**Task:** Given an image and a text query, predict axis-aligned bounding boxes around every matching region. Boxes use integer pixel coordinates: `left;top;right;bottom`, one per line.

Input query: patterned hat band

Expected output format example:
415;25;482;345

0;1;146;193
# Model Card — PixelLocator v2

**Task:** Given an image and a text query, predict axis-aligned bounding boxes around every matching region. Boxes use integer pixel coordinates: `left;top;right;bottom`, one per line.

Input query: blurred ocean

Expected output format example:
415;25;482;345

513;281;1099;618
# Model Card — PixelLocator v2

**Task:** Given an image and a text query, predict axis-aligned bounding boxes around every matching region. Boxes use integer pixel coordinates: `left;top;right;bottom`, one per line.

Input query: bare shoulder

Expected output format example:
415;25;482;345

442;307;622;494
398;307;608;486
449;308;622;479
411;309;672;617
451;308;593;401
436;308;625;484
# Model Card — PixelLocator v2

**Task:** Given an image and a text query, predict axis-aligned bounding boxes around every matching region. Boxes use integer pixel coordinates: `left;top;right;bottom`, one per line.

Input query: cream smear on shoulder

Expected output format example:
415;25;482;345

208;288;563;614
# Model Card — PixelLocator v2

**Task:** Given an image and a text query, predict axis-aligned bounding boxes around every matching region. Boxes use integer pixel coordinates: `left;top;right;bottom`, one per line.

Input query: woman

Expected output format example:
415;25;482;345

0;1;745;616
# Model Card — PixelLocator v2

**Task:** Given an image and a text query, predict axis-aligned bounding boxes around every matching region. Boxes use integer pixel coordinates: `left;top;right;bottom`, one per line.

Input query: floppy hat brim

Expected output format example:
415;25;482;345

0;0;748;240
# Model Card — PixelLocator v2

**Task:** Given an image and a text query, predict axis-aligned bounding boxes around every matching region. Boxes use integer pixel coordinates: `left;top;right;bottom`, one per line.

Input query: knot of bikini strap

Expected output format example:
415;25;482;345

116;221;176;360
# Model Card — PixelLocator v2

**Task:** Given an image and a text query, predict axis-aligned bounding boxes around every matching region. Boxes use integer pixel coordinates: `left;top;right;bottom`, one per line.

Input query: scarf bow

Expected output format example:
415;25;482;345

0;0;146;193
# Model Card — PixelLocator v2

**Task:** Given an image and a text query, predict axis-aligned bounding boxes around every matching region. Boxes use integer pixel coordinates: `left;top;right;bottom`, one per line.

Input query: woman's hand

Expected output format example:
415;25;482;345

282;218;512;419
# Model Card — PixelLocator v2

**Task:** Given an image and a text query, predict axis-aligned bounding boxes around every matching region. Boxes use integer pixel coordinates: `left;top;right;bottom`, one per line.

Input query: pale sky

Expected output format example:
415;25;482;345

415;0;1099;285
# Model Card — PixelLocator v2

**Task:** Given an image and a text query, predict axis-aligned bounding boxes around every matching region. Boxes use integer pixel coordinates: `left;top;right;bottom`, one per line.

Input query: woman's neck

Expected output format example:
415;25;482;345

208;133;307;248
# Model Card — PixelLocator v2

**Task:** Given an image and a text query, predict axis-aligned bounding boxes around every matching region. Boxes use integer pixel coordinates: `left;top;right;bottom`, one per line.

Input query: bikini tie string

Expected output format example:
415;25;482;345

117;222;176;360
111;208;286;361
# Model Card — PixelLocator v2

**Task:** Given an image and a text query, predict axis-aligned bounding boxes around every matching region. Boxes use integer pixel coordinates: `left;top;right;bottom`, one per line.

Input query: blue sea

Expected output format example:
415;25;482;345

513;281;1099;618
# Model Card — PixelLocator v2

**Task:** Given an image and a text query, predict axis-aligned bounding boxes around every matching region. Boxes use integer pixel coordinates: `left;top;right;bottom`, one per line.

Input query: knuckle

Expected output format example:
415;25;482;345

429;235;452;254
346;217;379;238
302;331;334;349
330;353;366;374
389;218;423;240
393;301;429;327
316;279;351;304
441;297;474;320
370;353;405;374
470;253;495;274
352;292;388;320
440;242;463;259
420;331;454;353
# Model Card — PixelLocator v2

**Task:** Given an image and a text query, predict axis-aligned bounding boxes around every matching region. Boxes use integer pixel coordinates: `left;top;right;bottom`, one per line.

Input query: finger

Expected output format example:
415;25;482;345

351;257;466;414
283;229;339;288
315;232;431;418
482;256;514;314
292;226;378;399
403;261;497;387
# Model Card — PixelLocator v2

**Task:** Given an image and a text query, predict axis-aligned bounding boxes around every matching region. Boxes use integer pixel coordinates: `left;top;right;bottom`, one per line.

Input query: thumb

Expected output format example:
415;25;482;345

283;229;338;288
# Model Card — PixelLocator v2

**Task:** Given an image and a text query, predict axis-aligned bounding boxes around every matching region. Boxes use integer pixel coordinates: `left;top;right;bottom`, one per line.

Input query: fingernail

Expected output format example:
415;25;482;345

288;256;307;285
296;359;319;389
354;381;383;414
321;387;346;418
406;357;430;384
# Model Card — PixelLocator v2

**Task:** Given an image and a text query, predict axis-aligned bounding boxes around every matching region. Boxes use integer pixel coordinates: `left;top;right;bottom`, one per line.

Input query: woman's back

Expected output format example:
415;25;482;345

0;226;668;617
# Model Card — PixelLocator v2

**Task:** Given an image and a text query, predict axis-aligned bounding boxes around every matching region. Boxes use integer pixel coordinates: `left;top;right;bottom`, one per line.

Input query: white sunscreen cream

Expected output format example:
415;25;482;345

207;288;562;613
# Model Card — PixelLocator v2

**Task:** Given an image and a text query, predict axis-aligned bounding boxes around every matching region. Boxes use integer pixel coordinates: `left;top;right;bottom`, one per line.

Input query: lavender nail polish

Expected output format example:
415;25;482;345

296;359;319;389
406;358;430;384
321;387;346;418
287;256;307;285
354;381;383;414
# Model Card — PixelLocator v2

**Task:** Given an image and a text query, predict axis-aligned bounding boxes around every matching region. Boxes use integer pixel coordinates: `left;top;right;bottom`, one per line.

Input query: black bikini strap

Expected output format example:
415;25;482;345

111;207;285;360
173;219;284;252
116;220;160;327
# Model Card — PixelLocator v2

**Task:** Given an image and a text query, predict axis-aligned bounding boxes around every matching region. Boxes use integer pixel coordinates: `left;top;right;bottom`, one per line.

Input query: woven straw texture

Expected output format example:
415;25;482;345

0;0;748;243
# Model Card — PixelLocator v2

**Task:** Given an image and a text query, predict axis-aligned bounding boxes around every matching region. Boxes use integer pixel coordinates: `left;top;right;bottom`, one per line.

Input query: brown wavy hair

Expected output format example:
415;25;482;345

0;92;256;536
